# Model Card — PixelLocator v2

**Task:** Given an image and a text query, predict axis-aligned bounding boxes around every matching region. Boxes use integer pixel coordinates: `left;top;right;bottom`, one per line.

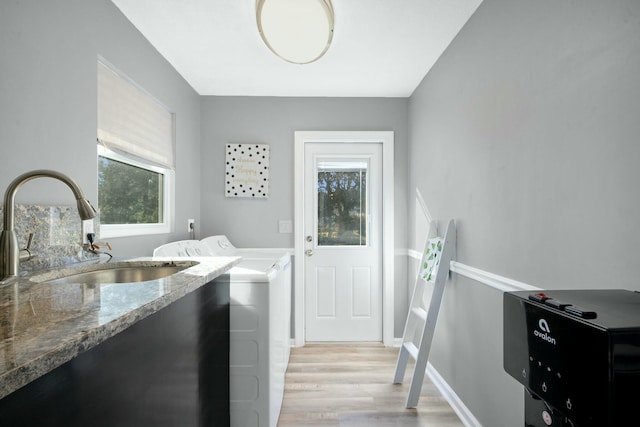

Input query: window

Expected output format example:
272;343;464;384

316;159;369;246
97;60;175;238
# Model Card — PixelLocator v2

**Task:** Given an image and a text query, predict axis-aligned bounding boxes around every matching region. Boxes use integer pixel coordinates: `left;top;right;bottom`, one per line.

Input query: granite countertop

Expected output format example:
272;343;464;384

0;256;240;400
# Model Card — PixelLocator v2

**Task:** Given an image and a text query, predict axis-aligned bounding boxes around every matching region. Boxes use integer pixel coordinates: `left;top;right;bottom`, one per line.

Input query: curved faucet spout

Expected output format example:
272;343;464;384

1;170;97;281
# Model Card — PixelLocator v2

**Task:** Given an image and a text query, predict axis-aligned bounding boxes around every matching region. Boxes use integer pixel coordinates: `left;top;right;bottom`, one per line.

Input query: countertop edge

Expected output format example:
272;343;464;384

0;256;240;400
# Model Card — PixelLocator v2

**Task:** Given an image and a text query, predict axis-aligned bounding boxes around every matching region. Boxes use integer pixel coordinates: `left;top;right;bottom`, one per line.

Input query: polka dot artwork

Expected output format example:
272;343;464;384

225;143;270;198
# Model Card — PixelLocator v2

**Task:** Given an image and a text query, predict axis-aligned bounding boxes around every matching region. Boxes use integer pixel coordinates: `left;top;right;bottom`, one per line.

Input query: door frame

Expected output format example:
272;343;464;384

294;131;394;347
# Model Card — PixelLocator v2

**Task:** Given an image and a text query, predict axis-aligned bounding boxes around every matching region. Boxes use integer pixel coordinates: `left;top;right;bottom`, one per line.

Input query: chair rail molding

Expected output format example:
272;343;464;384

407;250;541;293
449;261;540;292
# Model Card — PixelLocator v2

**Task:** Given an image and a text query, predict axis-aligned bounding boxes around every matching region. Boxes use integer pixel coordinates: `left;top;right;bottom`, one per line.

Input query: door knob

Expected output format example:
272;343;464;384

305;249;314;256
306;235;313;242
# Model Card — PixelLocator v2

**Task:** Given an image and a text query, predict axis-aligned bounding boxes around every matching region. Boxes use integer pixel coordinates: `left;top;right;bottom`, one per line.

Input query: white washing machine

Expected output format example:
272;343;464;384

153;239;213;257
153;237;291;427
202;235;290;267
201;235;291;427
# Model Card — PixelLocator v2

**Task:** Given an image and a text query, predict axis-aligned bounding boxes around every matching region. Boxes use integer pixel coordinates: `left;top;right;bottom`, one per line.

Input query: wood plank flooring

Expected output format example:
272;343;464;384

277;343;464;427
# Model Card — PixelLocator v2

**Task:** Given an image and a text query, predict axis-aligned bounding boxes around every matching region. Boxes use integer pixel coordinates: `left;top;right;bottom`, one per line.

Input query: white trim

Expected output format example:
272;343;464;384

98;145;174;238
407;250;541;293
415;188;433;224
426;362;482;427
390;335;480;426
395;248;410;257
403;250;536;426
407;249;421;260
449;261;541;292
294;131;395;347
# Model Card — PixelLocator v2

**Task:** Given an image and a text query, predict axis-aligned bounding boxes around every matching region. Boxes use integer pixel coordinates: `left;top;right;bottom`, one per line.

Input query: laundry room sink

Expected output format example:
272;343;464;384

30;261;199;286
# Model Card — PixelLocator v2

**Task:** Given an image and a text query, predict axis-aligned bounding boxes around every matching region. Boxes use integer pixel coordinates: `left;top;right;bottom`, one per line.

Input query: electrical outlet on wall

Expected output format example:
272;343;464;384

278;219;293;234
82;219;94;244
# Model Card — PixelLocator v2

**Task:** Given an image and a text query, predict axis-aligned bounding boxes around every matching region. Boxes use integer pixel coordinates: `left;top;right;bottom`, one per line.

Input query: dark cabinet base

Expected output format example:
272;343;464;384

0;281;230;427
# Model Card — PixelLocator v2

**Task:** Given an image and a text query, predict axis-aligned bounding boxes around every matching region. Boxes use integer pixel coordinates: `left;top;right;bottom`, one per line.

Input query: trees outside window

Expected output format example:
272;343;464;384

98;156;163;225
317;169;367;246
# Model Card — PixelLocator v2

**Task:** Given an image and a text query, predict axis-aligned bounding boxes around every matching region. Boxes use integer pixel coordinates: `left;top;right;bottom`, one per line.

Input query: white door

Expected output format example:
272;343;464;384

304;142;383;341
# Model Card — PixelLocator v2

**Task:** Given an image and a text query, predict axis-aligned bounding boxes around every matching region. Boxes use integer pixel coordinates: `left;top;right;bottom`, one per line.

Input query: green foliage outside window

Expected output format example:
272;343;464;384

98;156;163;224
317;170;367;246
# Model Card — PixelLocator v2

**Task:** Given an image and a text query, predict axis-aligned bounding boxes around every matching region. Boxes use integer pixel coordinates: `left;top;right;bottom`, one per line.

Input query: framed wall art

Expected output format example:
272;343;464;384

225;143;270;198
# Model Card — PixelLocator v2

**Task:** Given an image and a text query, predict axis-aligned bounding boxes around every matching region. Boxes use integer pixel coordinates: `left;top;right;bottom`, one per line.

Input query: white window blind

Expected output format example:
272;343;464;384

97;61;175;169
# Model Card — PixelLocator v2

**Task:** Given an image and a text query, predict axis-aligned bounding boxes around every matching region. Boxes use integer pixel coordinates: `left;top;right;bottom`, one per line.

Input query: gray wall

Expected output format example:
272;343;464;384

200;96;409;336
0;1;412;337
0;0;201;257
408;0;640;425
7;1;637;423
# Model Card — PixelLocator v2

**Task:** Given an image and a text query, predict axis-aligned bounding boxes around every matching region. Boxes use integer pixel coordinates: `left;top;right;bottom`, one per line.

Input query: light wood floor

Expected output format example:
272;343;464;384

277;343;464;427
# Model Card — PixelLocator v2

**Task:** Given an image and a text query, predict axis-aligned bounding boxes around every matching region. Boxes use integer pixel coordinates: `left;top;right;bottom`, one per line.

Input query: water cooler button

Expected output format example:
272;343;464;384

529;292;550;302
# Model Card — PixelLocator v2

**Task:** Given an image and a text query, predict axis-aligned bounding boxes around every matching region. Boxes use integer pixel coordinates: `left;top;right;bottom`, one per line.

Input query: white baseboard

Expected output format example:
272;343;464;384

426;362;482;427
390;338;480;426
403;251;541;426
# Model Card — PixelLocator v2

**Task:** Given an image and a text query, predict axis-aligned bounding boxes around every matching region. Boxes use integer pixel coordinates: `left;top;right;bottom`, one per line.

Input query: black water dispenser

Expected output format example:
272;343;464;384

503;289;640;426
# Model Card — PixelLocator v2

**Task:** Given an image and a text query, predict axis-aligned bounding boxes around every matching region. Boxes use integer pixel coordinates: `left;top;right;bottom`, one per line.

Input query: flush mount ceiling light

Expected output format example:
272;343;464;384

256;0;334;64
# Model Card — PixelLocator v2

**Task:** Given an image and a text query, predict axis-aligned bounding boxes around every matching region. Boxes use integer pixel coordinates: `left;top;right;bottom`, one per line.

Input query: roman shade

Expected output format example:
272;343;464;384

97;61;174;169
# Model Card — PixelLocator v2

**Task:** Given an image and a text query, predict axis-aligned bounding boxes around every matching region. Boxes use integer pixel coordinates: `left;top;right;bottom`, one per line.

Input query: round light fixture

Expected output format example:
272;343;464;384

256;0;334;64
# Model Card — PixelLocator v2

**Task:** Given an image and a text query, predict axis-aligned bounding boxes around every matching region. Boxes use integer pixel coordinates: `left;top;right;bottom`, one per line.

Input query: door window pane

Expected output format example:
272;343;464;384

317;160;368;246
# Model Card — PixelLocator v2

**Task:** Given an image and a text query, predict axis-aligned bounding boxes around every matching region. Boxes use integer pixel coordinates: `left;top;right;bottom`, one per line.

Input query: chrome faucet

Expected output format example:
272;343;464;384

0;170;97;282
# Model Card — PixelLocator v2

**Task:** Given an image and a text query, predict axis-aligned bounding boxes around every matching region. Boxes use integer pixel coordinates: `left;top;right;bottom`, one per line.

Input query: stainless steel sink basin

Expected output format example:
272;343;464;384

34;262;198;286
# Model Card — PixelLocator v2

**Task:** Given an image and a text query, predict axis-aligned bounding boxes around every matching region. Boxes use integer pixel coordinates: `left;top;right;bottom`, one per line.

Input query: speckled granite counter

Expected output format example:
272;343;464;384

0;256;240;400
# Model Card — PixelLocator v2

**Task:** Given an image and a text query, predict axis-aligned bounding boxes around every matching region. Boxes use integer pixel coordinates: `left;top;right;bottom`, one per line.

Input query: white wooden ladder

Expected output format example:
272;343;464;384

393;219;456;408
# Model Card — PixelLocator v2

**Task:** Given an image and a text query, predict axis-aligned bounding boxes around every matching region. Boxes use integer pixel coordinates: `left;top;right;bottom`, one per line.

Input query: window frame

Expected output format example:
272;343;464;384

98;144;175;238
